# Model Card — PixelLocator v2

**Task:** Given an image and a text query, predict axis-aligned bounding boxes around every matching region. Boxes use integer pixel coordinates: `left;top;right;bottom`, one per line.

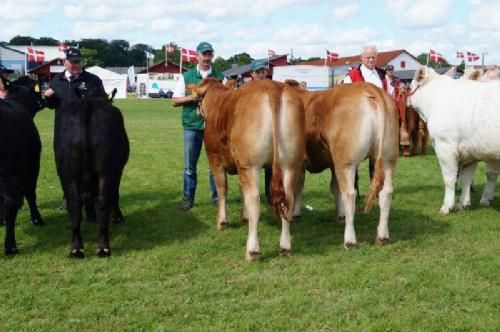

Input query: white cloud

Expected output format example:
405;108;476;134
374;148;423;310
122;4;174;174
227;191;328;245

64;5;85;19
0;20;36;40
387;0;454;28
469;3;500;30
332;2;359;20
72;20;143;39
0;0;52;19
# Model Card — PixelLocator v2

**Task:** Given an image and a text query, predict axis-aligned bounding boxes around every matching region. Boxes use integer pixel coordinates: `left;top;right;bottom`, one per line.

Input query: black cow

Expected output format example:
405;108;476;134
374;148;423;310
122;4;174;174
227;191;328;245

0;76;45;255
54;97;129;258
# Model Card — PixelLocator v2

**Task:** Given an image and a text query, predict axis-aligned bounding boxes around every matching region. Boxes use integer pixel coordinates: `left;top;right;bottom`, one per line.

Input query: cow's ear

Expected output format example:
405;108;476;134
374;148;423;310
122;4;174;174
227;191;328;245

415;67;426;83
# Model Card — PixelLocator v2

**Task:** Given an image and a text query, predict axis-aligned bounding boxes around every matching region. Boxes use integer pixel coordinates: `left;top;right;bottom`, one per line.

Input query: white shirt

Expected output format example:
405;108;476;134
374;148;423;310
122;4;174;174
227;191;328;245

343;64;393;96
172;66;212;98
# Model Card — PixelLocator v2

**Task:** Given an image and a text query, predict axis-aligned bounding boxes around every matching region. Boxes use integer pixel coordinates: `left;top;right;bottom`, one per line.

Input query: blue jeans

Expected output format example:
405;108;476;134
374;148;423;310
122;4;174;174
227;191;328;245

183;129;217;203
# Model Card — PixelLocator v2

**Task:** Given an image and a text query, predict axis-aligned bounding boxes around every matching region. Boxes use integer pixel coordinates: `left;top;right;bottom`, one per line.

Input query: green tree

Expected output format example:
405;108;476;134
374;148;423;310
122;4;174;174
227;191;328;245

213;56;230;72
80;48;104;67
9;35;37;45
417;53;450;68
36;37;59;46
226;52;253;66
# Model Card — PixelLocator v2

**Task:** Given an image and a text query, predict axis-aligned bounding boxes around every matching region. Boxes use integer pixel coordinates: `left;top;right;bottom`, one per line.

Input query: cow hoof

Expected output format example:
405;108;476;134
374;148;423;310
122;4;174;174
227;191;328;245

97;248;111;258
112;216;125;224
459;204;471;210
337;216;346;224
245;251;261;261
241;218;249;224
479;199;490;207
439;206;451;215
31;218;45;226
5;247;19;256
70;248;85;259
344;242;357;250
217;220;229;230
376;237;390;245
280;248;292;257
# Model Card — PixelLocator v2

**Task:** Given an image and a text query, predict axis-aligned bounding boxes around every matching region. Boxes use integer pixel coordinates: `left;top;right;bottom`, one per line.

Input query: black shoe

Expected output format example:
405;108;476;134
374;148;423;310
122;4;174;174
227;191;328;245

181;196;194;211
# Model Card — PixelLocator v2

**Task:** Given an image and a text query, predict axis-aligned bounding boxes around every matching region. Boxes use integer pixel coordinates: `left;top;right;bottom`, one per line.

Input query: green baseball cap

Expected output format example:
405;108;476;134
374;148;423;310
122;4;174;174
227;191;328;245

251;60;266;72
196;42;214;53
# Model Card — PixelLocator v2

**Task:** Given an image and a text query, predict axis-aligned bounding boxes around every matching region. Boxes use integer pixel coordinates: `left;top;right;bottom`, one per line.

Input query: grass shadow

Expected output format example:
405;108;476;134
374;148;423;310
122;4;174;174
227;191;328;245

21;190;209;256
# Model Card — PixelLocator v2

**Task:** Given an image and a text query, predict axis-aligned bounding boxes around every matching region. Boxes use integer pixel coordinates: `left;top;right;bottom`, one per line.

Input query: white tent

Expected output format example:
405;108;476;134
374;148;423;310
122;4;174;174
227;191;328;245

86;66;127;99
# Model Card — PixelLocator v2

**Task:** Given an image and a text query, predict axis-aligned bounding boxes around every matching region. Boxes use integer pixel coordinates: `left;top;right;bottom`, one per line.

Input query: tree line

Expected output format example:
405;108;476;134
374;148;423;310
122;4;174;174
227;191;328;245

2;35;444;71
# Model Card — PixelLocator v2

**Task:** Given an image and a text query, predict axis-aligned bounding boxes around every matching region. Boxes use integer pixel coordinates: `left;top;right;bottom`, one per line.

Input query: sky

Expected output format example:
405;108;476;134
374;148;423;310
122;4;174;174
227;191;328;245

0;0;499;65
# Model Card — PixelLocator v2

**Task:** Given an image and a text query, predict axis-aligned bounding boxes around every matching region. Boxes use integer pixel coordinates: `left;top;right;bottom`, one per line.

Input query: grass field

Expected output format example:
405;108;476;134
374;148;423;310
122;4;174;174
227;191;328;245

1;99;499;331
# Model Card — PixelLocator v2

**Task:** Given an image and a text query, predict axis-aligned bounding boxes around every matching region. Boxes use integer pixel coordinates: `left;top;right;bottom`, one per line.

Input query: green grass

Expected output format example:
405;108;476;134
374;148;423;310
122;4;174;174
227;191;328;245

1;99;499;331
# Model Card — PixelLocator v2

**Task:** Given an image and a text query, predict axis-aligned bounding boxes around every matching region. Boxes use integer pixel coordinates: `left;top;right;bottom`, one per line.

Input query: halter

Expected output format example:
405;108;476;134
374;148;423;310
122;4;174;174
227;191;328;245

405;84;421;108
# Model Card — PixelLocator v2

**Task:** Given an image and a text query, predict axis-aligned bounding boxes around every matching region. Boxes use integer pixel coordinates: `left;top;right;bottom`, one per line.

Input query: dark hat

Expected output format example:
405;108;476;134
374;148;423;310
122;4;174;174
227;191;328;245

251;60;266;72
385;64;394;70
0;64;14;74
65;47;84;61
196;41;214;53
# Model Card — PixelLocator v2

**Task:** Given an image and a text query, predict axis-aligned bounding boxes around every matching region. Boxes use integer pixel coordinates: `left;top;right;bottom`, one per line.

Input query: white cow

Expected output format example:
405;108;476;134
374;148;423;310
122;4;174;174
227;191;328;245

409;66;500;213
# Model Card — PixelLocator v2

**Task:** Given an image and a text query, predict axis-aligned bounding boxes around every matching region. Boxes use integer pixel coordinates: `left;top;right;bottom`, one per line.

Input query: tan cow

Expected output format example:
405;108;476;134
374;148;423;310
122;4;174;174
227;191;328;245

288;82;399;249
197;78;305;261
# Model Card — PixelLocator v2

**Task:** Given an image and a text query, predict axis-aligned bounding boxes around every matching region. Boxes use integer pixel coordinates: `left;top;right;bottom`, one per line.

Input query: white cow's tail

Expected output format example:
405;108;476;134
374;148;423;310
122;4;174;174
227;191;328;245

364;94;387;212
269;89;289;221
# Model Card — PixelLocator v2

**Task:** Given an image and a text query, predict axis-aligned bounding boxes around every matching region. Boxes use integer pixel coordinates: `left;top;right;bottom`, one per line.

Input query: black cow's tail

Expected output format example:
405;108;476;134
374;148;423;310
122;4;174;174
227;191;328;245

79;100;93;203
269;89;289;221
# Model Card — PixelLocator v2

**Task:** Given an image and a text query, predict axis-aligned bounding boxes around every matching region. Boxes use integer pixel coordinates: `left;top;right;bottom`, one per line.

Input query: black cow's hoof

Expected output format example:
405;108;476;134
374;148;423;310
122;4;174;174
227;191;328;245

32;218;45;226
70;248;85;259
97;248;111;257
5;247;19;256
112;216;125;224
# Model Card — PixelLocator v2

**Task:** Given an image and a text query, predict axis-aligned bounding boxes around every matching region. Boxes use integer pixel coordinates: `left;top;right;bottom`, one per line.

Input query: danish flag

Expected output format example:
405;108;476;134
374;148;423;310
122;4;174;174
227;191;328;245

326;50;339;62
181;48;197;63
165;44;175;53
429;49;445;63
268;49;276;57
27;47;45;62
467;51;480;62
456;51;464;59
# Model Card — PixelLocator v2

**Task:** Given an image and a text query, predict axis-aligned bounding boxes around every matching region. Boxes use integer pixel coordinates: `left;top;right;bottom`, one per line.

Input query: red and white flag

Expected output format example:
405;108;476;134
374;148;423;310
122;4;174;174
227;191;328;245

27;47;45;62
58;42;68;53
429;49;445;63
165;44;175;53
456;51;464;59
268;49;276;57
326;50;339;62
181;48;197;63
467;51;480;62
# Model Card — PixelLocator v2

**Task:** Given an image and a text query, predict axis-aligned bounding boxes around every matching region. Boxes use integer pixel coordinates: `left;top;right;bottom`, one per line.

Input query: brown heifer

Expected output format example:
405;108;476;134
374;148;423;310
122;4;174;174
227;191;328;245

288;82;399;249
197;78;305;260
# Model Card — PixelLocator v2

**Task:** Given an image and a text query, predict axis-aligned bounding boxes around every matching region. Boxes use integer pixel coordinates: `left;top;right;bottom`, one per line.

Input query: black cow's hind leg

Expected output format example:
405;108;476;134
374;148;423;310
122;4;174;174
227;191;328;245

66;185;84;258
4;201;21;255
25;191;45;226
96;177;116;257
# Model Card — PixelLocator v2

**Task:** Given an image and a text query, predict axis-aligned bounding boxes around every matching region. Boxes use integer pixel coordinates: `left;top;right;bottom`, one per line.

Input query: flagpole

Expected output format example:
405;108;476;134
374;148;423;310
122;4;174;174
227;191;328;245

426;50;430;67
179;50;183;75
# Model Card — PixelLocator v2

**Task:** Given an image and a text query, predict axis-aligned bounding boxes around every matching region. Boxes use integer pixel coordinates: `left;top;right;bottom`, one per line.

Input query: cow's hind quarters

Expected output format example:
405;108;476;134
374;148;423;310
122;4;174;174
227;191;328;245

344;242;357;250
70;248;85;259
376;237;390;245
217;220;229;230
280;248;292;257
5;247;19;256
245;250;261;261
31;217;45;226
97;248;111;258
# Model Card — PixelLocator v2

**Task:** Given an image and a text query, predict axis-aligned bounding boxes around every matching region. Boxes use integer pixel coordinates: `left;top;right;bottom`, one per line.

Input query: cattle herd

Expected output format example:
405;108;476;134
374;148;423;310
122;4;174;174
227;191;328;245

0;65;499;260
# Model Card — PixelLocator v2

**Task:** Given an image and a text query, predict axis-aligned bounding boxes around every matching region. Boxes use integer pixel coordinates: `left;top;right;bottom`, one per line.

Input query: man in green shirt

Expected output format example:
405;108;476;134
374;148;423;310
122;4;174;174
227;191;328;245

172;41;224;210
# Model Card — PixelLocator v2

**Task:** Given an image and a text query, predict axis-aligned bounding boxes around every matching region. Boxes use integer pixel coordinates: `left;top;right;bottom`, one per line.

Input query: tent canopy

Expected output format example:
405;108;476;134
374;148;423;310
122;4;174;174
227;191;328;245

86;66;127;99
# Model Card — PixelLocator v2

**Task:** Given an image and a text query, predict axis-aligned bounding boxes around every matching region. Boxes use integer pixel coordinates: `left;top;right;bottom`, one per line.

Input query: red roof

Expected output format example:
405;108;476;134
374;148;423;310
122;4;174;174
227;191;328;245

300;49;419;68
139;60;186;74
